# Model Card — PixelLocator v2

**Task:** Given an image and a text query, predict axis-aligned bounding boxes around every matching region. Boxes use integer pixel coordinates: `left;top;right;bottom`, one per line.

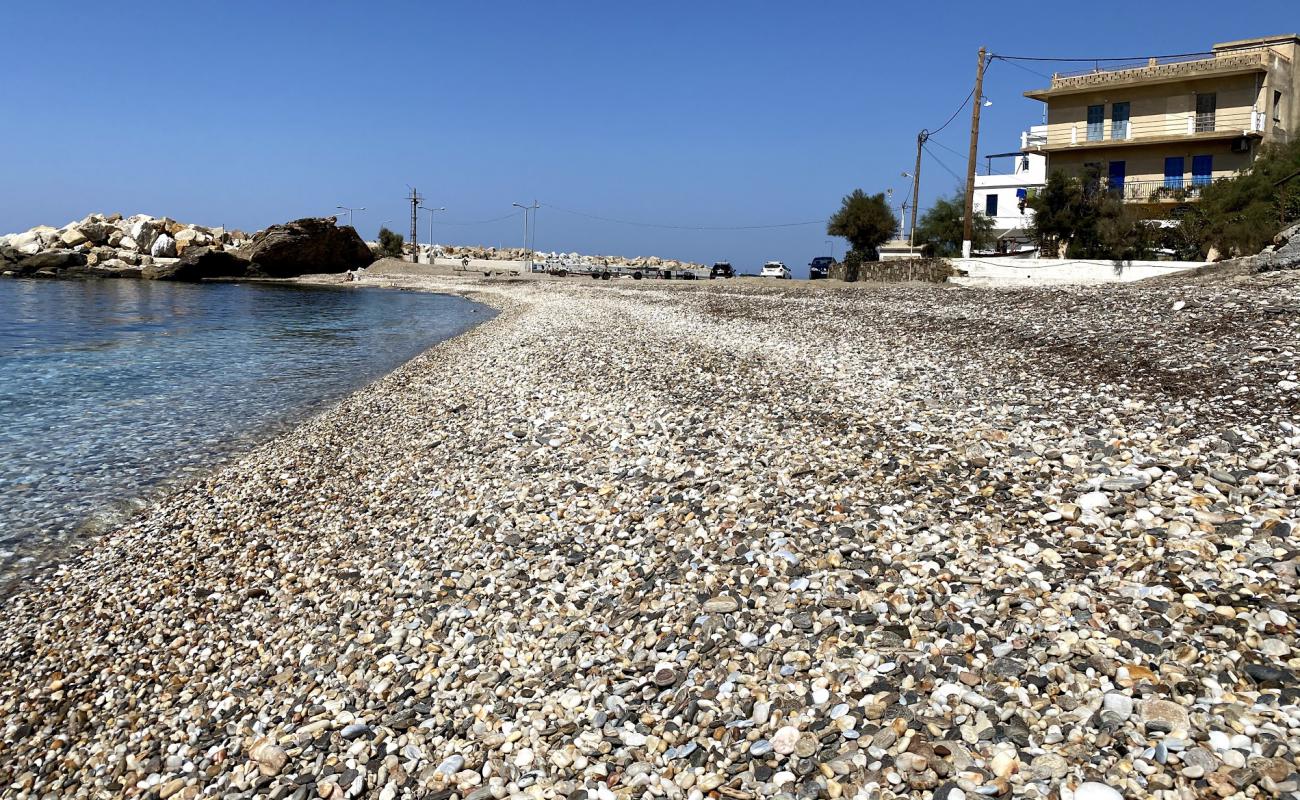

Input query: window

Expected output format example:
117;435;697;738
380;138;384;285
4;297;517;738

1192;155;1213;187
1108;161;1126;194
1164;156;1185;189
1195;93;1217;132
1276;90;1284;123
1111;102;1130;139
1087;104;1104;141
985;193;999;217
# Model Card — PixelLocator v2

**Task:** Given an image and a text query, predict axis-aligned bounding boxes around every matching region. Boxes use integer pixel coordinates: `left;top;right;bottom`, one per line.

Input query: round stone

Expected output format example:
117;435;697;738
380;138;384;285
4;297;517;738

771;726;800;755
1074;782;1123;800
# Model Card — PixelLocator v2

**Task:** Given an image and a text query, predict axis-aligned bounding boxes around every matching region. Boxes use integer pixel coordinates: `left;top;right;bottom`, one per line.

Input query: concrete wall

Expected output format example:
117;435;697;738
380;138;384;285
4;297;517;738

950;257;1207;287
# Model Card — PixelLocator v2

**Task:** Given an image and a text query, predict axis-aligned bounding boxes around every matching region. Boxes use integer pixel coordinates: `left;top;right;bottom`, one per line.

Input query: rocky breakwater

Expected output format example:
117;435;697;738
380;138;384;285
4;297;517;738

429;244;704;273
0;214;374;281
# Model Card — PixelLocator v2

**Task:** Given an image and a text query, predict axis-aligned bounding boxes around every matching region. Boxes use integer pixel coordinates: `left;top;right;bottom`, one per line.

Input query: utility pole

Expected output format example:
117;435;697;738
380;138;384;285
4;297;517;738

909;131;927;251
407;187;423;262
961;47;988;259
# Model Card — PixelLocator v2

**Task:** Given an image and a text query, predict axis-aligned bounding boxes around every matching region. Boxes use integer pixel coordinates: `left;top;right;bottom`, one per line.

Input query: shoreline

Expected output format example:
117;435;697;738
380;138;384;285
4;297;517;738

2;272;1299;799
0;280;499;596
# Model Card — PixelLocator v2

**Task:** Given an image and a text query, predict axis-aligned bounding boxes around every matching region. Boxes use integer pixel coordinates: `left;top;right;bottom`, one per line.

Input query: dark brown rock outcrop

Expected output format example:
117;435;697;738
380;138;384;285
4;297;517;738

239;217;374;277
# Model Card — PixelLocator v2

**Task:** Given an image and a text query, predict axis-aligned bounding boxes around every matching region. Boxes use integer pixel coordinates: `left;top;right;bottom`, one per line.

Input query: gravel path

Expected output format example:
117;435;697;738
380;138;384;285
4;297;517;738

2;273;1299;800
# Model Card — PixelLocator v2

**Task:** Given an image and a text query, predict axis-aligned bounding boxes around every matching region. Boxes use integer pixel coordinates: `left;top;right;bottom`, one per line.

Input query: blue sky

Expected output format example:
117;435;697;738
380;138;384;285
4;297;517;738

0;1;1277;275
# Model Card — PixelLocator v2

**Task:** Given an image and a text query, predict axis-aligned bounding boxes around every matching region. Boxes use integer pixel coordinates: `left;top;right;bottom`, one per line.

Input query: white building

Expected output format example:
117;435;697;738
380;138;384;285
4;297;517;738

973;126;1047;254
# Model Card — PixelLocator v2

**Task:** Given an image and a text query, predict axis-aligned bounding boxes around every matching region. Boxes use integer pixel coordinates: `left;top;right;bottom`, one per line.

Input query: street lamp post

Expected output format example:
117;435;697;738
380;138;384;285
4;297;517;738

419;205;446;259
336;205;365;227
901;170;917;253
512;201;540;270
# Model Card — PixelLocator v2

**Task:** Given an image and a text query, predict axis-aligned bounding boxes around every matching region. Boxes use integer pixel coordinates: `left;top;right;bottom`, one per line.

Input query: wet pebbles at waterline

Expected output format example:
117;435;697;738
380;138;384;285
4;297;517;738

1;271;1299;799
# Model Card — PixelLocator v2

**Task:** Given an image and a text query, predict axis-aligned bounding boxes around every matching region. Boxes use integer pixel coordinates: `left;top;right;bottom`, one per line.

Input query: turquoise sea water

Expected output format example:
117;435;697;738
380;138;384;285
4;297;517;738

0;278;488;584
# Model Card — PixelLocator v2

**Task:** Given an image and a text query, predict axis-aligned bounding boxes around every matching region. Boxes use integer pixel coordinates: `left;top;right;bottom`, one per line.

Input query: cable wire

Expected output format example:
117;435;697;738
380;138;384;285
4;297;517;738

993;56;1054;80
992;49;1216;63
926;137;967;162
431;210;525;226
922;144;966;185
926;53;995;137
541;203;823;230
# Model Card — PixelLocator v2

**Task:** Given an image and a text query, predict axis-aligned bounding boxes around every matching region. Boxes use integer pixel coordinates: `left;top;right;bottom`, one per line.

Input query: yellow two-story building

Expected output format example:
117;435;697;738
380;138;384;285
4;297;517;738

1024;34;1298;205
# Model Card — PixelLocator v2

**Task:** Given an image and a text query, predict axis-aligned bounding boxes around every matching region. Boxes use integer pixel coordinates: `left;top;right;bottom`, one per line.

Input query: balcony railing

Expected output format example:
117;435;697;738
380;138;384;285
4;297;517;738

1044;108;1263;148
1096;176;1226;203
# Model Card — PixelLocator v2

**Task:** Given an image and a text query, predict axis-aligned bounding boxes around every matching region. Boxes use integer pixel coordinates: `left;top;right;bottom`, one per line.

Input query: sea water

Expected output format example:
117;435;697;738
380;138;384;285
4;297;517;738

0;278;489;586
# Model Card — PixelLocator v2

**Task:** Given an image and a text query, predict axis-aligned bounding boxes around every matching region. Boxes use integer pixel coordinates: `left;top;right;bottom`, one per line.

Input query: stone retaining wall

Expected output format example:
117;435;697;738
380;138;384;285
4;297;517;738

829;258;954;283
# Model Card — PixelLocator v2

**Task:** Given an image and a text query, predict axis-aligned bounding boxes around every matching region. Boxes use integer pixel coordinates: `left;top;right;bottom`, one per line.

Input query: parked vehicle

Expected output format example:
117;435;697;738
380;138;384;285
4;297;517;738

760;261;792;280
808;256;834;280
710;261;735;279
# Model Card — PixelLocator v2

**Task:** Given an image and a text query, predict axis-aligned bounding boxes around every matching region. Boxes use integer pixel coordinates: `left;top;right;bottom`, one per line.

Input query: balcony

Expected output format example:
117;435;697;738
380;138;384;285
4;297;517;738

1025;48;1274;99
1099;176;1227;203
1035;108;1264;152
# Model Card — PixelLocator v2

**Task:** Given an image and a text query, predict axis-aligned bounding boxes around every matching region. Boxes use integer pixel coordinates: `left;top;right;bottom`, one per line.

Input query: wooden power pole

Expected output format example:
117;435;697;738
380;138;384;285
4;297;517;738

909;130;928;251
961;46;988;259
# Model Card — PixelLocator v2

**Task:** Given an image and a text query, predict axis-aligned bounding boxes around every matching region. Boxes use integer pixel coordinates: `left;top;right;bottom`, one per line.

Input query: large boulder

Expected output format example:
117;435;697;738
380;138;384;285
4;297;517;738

240;217;374;277
129;218;161;252
142;246;250;281
60;227;89;247
14;249;87;276
173;228;209;254
10;229;48;255
150;233;177;258
79;220;113;245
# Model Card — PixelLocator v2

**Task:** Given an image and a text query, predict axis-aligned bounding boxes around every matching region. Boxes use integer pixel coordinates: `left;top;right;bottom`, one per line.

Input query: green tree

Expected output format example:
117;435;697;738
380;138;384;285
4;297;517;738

828;189;898;261
914;191;995;257
377;227;404;259
1182;139;1300;258
1026;170;1092;257
1026;169;1158;260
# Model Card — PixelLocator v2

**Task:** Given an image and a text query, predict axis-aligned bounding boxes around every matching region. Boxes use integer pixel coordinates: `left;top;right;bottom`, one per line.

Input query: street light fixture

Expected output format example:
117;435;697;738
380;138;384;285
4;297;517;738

512;201;540;269
901;172;917;253
418;205;446;254
335;205;365;227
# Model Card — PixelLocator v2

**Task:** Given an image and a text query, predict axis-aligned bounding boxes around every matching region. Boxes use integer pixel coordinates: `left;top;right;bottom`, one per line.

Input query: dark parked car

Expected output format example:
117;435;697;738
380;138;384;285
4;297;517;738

809;256;835;280
710;261;735;279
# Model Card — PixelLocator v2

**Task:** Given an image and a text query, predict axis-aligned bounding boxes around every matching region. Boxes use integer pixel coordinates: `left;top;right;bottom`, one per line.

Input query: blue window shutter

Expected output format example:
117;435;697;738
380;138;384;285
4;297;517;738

1108;161;1126;194
1192;155;1213;186
1164;157;1185;189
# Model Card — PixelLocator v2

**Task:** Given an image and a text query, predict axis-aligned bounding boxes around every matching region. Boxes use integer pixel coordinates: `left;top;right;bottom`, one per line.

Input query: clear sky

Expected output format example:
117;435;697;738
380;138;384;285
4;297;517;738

0;1;1280;276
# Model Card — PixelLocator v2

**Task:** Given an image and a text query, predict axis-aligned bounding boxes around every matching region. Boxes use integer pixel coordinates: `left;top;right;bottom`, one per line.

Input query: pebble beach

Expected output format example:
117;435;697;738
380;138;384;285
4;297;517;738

3;271;1300;800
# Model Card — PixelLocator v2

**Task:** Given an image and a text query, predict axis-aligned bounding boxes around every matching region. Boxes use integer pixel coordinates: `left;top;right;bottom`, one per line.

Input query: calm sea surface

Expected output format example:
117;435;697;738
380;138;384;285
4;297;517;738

0;278;489;583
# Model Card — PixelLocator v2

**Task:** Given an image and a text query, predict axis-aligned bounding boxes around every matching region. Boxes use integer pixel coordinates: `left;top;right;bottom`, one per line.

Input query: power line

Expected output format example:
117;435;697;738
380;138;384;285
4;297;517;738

992;49;1215;63
994;56;1054;80
541;203;823;230
432;210;525;226
922;144;965;185
926;137;967;162
929;88;974;137
927;54;995;136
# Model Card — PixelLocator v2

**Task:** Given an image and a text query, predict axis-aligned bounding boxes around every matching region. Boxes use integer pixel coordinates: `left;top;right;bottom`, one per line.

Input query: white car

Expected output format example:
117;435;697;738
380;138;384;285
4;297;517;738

760;261;792;280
